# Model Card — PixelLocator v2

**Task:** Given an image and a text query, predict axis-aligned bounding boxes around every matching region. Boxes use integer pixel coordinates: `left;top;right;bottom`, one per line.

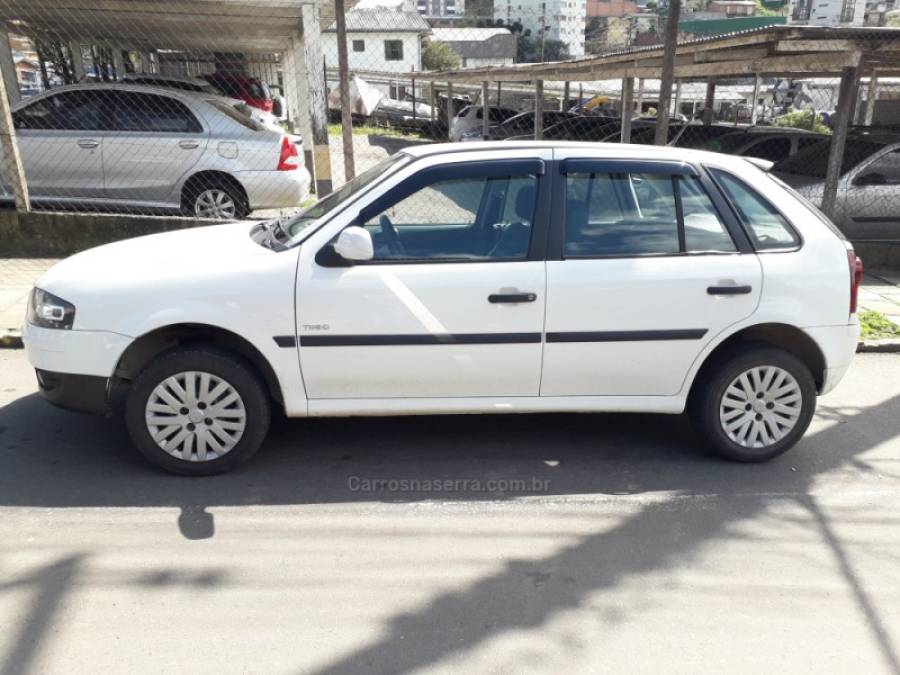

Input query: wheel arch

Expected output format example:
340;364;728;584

180;170;249;214
688;322;827;406
114;323;283;406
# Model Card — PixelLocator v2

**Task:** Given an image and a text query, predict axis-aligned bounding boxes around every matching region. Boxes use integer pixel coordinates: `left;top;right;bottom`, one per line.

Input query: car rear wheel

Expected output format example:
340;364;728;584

691;346;816;462
125;347;270;475
187;181;248;220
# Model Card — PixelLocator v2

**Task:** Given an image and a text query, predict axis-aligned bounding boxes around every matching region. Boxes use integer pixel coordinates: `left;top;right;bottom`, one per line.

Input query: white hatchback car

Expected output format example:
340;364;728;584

23;142;862;475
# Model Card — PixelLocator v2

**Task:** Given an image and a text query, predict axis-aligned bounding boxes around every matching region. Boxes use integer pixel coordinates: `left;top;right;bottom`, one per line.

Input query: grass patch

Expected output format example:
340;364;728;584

860;309;900;340
327;123;426;140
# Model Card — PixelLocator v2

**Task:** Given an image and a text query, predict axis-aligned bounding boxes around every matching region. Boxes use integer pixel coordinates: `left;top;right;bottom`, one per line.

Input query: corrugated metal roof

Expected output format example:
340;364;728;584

324;8;431;33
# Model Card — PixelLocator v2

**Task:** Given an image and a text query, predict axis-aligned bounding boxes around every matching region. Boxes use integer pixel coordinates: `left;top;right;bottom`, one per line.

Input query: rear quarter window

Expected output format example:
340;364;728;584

710;169;800;250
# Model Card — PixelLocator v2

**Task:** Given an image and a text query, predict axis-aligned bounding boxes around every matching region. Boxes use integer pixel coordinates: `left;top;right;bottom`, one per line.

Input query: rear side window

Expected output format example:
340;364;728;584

711;169;799;250
564;170;735;257
109;92;202;133
207;99;265;131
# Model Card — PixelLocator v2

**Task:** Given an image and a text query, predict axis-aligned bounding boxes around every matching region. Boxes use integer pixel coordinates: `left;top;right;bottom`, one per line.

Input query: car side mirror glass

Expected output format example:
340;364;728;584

333;225;374;262
856;171;887;186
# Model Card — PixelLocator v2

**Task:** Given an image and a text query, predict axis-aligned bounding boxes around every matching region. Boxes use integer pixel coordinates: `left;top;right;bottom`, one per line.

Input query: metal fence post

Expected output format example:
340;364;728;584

822;66;860;217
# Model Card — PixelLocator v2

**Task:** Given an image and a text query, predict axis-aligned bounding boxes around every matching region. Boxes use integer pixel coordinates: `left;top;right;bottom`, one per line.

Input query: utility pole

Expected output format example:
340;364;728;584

334;0;355;181
654;0;681;145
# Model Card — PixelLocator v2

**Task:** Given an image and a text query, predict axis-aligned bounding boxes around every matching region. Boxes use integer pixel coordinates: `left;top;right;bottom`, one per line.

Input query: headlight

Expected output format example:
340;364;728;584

27;288;76;329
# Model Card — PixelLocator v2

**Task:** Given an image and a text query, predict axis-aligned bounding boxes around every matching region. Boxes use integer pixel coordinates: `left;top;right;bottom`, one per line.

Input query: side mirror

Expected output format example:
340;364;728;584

856;171;887;187
333;225;374;262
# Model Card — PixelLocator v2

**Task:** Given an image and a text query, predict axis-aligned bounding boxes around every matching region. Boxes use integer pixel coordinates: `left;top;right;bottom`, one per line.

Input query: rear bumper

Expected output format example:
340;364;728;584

805;322;860;395
237;168;311;210
35;369;109;414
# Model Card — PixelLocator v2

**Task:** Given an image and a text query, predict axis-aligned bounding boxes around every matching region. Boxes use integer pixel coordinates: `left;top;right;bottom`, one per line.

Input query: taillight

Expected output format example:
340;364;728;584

277;136;299;171
847;249;863;315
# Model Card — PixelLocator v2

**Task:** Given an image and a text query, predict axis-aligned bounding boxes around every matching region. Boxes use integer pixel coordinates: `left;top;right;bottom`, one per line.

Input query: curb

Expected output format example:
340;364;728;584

0;331;22;349
858;338;900;353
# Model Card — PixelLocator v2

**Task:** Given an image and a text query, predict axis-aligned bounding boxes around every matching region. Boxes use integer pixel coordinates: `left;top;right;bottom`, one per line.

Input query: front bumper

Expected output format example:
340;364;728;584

35;369;110;414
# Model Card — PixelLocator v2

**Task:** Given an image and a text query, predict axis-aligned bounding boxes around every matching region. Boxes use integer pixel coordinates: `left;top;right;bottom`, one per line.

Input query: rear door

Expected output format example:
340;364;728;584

10;90;105;201
102;91;208;206
541;153;762;397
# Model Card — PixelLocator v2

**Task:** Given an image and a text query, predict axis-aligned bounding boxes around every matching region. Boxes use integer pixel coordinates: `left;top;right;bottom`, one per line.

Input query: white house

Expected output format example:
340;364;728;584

429;27;516;67
789;0;866;25
494;0;587;57
322;7;432;78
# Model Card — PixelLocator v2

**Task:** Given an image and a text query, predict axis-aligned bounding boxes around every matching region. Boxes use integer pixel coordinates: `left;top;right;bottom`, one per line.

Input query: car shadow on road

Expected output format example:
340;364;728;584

2;390;900;673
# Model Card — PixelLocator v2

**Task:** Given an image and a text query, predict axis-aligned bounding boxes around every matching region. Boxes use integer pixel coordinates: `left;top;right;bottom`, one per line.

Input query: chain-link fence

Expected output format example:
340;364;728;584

0;2;899;242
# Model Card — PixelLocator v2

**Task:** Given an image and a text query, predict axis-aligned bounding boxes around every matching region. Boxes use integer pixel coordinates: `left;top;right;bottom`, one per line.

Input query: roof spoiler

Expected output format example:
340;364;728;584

744;157;774;172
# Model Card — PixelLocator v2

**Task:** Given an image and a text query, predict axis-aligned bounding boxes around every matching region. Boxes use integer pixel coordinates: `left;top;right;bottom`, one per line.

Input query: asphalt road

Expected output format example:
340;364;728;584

1;349;900;674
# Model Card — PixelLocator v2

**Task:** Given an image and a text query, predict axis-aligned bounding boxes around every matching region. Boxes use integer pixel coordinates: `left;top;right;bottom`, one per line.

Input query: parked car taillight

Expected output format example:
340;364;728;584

848;249;864;315
278;137;300;171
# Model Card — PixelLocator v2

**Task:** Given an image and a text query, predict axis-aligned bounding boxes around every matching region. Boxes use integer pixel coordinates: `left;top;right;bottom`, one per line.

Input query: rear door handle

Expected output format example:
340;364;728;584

708;285;752;295
179;140;200;150
77;139;99;149
489;293;537;304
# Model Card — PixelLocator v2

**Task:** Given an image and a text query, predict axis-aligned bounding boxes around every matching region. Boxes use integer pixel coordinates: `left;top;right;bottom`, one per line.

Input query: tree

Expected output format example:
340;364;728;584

516;35;570;63
422;40;461;71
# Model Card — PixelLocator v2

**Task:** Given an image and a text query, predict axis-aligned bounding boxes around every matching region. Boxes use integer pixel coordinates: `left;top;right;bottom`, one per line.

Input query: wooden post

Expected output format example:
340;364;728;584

702;80;716;125
481;81;489;138
636;78;644;115
446;81;453;140
429;82;435;124
0;31;20;105
654;0;680;145
334;0;355;181
561;81;570;111
750;74;761;126
301;4;333;195
497;81;502;107
673;80;682;117
822;66;860;217
620;77;634;144
411;77;416;122
864;74;879;126
534;79;544;140
0;58;30;212
112;47;126;80
69;41;85;81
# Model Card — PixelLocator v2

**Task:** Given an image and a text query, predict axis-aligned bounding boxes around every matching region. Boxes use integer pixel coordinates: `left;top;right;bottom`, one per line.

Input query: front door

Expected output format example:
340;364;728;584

10;90;106;201
541;156;762;397
297;156;550;399
840;147;900;240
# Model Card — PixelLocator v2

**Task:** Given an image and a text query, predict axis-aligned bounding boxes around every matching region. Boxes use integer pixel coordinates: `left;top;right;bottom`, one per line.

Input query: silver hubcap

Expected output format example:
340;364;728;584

194;188;236;219
719;366;802;449
145;371;246;462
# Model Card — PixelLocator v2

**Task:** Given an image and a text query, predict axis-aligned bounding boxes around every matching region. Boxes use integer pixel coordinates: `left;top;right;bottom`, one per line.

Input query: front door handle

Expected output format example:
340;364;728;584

489;292;537;304
77;139;99;149
708;285;752;295
179;140;200;150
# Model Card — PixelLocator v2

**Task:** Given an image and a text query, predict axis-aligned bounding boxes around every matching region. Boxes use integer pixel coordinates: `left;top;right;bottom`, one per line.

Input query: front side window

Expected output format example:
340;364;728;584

855;148;900;186
13;91;103;131
362;173;538;261
711;169;799;250
564;170;735;257
384;40;404;61
109;92;202;133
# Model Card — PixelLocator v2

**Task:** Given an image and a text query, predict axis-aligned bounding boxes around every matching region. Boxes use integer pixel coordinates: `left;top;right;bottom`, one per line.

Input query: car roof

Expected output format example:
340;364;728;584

400;140;762;169
123;73;209;87
11;82;209;108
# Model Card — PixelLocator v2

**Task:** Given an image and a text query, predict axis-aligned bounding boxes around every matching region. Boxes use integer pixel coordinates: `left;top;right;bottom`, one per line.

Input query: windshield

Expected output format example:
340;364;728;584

285;153;409;239
774;139;883;178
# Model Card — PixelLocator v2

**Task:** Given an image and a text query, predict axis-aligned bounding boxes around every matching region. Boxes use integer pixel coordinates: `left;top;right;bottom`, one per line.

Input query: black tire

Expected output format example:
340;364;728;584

183;178;249;220
690;345;816;462
125;347;270;476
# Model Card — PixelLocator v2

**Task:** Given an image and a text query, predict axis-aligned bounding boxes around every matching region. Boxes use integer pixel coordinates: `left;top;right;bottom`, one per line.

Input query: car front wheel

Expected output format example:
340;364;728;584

125;347;270;475
691;346;817;462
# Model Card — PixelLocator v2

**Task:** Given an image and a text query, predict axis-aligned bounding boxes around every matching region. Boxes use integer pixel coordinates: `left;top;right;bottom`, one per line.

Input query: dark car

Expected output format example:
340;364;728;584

484;111;577;140
674;123;744;149
703;127;827;163
509;115;620;142
201;73;273;113
774;133;900;240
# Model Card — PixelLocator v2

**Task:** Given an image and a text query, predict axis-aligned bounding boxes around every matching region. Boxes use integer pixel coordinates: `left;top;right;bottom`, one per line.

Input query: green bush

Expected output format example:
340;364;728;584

860;310;900;340
773;108;831;135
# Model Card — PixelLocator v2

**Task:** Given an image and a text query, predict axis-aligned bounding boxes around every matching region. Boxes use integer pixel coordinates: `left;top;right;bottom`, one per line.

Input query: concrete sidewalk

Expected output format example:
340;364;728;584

2;257;900;343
